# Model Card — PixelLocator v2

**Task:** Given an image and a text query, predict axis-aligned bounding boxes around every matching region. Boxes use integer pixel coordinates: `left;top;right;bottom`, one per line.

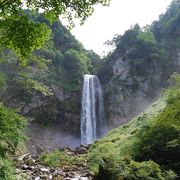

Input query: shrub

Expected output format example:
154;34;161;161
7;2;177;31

165;73;180;104
97;157;177;180
39;150;85;168
135;99;180;175
135;74;180;175
0;104;27;157
0;158;16;180
39;150;68;167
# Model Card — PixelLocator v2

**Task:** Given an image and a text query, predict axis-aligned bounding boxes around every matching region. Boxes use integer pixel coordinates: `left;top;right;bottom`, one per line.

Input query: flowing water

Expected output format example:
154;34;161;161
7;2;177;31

81;74;106;144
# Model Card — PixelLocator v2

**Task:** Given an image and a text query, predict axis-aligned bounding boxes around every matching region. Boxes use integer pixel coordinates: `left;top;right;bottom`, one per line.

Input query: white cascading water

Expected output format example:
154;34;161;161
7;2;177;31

81;74;106;144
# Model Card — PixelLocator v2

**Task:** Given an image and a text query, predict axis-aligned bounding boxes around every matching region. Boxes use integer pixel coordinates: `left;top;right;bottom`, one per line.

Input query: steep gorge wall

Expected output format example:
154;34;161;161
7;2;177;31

99;0;180;127
101;55;165;128
100;51;180;128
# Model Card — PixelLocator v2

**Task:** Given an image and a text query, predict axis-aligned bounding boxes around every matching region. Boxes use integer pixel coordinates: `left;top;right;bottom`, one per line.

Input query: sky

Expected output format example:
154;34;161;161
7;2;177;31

68;0;172;56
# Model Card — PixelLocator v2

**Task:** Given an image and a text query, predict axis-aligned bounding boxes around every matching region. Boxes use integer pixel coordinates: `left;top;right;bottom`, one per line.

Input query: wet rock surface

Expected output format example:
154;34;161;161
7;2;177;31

16;145;93;180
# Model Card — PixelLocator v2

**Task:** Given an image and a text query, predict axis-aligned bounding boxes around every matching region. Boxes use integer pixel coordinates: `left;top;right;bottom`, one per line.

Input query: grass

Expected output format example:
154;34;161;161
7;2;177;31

88;96;166;173
39;149;86;169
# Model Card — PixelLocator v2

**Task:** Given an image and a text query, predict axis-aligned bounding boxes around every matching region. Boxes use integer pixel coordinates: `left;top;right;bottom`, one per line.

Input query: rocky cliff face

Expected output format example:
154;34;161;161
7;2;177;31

102;47;180;128
102;55;164;128
99;0;180;128
20;87;81;153
3;84;81;153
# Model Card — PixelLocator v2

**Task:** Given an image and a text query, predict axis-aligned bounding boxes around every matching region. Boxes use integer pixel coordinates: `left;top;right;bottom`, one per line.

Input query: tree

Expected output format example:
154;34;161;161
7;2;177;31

135;74;180;175
64;49;89;86
0;0;111;59
0;50;52;105
0;104;27;157
0;104;27;179
0;14;51;60
0;0;110;23
98;157;177;180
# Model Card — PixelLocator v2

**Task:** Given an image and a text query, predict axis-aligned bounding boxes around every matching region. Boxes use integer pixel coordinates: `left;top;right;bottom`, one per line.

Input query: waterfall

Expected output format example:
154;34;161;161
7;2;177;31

81;74;106;144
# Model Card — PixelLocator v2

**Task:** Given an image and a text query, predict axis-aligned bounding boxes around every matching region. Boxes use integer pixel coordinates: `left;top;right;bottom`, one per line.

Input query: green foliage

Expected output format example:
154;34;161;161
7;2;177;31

61;83;79;92
152;0;180;55
64;49;89;85
0;50;52;104
100;0;179;87
39;150;85;168
88;97;166;173
39;150;67;167
168;73;180;88
0;11;100;130
98;57;113;83
135;74;180;175
100;23;168;85
138;31;156;44
27;12;101;94
0;104;27;179
64;97;79;113
0;104;27;157
0;0;111;59
165;73;180;104
88;74;180;177
112;24;140;55
51;20;83;52
0;158;16;180
88;74;180;176
0;14;51;60
0;11;101;99
0;0;110;24
0;73;6;90
97;158;177;180
17;75;53;96
135;100;180;174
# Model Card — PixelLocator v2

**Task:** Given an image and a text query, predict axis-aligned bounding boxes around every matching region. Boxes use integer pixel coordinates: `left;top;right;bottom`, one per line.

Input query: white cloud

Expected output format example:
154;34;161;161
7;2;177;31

67;0;172;56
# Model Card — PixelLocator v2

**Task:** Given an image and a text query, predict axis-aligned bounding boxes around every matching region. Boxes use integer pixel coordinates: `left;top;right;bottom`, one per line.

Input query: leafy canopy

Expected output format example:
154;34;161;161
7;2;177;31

0;0;110;23
0;0;110;59
0;14;51;60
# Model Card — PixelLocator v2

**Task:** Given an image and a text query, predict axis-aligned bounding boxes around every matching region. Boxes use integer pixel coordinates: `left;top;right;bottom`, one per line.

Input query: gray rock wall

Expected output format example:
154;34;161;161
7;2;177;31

102;55;166;129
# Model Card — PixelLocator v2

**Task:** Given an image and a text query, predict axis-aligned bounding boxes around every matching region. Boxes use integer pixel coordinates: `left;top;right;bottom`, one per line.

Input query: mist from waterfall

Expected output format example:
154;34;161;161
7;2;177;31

81;74;106;144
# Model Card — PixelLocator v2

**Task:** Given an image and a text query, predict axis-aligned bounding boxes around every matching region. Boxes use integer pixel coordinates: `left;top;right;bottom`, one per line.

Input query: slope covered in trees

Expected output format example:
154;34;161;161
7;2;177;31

0;11;102;124
98;0;180;127
0;9;102;179
88;74;180;179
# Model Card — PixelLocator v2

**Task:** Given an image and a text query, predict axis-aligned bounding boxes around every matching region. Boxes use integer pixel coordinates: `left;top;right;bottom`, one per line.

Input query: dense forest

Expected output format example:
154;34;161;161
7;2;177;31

0;0;180;179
